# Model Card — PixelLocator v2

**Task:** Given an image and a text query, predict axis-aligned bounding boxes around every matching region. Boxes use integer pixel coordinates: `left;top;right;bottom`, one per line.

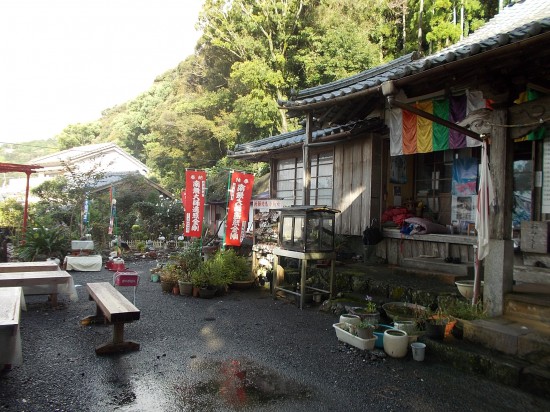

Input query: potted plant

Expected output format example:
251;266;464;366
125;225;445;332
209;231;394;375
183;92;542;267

159;263;179;293
424;308;453;340
173;240;203;296
351;295;380;324
356;320;375;339
190;257;231;298
216;249;254;289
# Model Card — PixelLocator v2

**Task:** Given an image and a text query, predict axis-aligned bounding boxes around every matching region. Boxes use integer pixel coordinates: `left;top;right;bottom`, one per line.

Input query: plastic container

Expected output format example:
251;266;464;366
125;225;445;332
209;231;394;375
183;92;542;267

383;329;409;358
373;324;393;348
411;342;426;361
339;314;361;325
333;323;376;350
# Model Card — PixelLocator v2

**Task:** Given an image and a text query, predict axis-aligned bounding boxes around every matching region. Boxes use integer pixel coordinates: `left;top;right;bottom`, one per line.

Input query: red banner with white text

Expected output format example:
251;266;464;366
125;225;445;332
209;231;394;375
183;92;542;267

183;170;207;238
225;171;254;246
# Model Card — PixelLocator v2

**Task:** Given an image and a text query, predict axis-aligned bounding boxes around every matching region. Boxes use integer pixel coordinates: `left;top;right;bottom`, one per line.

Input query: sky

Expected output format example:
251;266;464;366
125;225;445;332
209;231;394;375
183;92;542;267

0;0;205;145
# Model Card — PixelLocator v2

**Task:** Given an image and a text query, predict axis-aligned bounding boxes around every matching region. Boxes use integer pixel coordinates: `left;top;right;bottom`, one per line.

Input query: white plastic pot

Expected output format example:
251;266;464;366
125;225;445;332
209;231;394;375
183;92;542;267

339;314;361;325
383;329;409;358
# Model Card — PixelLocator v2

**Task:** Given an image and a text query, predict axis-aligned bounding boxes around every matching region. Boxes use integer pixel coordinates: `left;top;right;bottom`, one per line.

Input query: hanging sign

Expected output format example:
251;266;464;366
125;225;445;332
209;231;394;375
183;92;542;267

225;171;254;246
183;170;207;238
108;187;116;235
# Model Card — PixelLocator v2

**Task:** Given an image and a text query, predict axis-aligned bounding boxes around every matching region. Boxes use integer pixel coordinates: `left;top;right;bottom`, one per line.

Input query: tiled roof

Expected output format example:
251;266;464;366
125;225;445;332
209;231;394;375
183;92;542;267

232;0;550;159
30;143;116;164
230;118;386;159
280;0;550;112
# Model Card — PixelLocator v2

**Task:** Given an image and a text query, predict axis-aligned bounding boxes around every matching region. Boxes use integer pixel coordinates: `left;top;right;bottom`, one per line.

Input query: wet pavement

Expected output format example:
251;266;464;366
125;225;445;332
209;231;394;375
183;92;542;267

1;259;550;412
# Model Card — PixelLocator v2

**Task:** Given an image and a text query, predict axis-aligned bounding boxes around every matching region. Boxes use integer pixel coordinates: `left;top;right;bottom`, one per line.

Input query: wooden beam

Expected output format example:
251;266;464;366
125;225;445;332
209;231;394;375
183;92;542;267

389;97;483;142
507;95;550;140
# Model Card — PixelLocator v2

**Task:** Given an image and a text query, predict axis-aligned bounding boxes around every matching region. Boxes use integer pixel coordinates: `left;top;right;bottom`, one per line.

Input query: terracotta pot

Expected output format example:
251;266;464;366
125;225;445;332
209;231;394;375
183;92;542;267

172;285;180;295
192;286;200;297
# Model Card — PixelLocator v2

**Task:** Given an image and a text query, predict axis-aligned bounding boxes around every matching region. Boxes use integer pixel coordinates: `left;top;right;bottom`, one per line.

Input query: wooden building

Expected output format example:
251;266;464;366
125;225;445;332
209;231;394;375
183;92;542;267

230;0;550;316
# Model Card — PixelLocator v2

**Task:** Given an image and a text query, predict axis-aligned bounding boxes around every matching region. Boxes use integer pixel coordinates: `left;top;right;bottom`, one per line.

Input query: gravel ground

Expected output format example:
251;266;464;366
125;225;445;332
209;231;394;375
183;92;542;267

1;259;550;412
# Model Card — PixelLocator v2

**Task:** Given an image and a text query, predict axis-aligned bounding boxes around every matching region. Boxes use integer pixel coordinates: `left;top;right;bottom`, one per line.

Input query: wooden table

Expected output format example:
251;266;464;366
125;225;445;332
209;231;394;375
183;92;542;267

0;271;78;307
0;261;60;273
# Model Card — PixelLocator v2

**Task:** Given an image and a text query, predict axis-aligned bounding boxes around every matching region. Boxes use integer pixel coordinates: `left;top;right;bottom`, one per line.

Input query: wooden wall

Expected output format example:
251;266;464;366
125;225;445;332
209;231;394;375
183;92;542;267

333;133;381;236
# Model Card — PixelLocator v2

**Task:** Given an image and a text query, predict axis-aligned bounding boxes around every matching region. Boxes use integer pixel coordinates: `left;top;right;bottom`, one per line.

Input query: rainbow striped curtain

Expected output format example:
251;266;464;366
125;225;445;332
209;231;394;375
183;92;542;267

388;90;489;156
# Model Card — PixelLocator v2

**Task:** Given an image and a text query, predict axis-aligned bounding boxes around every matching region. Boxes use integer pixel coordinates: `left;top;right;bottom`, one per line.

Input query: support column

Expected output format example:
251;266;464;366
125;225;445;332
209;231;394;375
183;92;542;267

302;112;312;206
484;108;514;316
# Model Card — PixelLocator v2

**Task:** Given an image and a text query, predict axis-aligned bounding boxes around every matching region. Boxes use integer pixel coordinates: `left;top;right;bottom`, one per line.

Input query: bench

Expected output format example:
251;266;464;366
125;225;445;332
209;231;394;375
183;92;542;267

0;261;60;273
0;270;77;307
81;282;141;355
0;287;24;369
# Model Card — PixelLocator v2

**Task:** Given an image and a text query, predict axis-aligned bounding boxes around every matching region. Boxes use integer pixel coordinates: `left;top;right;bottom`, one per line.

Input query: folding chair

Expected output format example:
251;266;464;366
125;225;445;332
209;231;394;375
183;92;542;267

113;270;140;305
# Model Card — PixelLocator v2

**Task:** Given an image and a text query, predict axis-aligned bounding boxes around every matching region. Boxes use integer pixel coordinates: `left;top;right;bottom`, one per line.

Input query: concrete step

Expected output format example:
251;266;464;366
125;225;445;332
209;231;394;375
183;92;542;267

395;259;472;285
505;291;550;324
400;257;474;279
425;334;550;400
514;265;550;285
461;316;550;360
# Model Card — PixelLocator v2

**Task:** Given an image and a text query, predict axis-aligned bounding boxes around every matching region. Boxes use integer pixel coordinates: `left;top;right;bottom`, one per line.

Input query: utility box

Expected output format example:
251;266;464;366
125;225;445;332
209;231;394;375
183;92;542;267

277;206;339;253
521;221;550;254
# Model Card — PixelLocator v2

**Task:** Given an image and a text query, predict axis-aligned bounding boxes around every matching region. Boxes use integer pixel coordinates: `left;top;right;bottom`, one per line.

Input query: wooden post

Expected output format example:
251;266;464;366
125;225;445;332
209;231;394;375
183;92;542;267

303;112;312;206
484;108;514;316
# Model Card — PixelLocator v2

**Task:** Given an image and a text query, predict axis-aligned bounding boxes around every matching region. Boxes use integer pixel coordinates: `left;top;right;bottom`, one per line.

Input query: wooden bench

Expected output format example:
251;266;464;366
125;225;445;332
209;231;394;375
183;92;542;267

0;261;60;273
82;282;141;355
0;270;76;307
0;287;24;369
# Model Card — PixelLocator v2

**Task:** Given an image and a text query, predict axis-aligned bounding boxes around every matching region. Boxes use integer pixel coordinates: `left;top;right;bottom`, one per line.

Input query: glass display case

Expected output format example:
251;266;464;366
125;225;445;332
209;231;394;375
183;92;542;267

272;206;340;309
278;206;338;253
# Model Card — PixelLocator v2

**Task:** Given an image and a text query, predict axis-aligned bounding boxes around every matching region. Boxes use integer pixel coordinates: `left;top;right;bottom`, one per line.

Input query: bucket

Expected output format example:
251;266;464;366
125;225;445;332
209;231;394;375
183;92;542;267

411;342;426;361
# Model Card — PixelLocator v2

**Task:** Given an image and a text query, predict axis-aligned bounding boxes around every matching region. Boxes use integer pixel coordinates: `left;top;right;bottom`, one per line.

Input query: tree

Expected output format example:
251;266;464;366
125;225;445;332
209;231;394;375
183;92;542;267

31;161;106;239
0;198;24;234
56;122;101;150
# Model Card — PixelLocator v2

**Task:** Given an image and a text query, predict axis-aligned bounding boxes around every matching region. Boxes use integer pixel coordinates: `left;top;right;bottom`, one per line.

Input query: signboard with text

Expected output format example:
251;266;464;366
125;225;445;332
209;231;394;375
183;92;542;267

225;171;255;246
183;170;207;238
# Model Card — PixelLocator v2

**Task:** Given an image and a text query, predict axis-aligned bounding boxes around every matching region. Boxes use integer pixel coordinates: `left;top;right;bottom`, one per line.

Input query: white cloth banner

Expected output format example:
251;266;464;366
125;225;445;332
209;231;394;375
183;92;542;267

476;141;495;261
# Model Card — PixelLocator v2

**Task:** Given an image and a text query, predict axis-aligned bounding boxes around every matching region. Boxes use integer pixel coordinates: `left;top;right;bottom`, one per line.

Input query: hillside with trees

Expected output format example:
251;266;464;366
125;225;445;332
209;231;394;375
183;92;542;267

1;0;508;246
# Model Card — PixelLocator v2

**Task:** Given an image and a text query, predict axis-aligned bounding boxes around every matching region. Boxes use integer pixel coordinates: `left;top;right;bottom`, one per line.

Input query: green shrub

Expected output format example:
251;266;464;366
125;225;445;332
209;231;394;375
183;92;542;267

16;223;70;261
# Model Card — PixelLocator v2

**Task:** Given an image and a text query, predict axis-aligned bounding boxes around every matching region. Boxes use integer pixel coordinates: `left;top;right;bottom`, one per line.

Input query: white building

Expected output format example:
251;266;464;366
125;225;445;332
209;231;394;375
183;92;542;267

1;143;150;202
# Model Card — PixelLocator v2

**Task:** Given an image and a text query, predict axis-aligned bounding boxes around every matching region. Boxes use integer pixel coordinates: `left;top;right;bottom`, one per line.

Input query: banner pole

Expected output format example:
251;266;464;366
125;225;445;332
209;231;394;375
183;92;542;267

222;170;233;250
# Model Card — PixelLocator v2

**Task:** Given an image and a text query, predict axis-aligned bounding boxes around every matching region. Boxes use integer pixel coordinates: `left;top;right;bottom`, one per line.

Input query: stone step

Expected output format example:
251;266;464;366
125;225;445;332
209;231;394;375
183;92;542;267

461;317;550;360
505;292;550;324
425;334;550;400
514;265;550;285
400;257;474;278
396;258;473;285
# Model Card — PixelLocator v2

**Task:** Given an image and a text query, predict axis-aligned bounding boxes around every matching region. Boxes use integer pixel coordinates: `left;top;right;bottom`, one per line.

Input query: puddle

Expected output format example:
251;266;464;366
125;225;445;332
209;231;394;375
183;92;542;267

172;358;312;410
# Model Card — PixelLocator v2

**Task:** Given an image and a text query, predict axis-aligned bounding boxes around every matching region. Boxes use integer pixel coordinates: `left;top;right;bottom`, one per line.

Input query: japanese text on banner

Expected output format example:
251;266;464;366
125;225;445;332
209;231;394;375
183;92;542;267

225;172;254;246
183;170;207;238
